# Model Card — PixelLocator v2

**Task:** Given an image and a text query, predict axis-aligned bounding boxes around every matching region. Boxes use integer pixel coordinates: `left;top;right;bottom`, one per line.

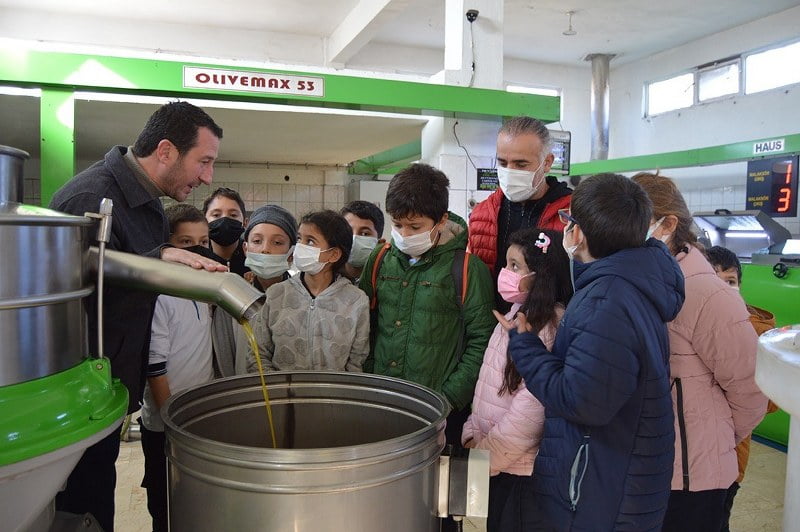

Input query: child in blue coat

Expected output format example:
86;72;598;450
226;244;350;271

501;173;685;531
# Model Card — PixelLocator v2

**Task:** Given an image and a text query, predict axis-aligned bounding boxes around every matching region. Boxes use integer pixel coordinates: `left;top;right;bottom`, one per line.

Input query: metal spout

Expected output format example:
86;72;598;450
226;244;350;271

89;247;263;321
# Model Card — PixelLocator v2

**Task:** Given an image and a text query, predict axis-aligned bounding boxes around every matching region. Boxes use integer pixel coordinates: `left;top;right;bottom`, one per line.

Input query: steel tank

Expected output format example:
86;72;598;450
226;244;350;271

0;145;28;204
0;202;93;386
163;372;449;532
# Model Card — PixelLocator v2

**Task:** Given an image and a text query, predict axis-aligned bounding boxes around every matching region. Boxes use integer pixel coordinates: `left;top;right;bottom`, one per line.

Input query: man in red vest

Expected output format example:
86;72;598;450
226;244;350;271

468;116;572;310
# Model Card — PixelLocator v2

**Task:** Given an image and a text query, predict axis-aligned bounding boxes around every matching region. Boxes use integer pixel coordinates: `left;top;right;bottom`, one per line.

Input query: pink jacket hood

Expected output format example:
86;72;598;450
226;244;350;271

668;245;767;491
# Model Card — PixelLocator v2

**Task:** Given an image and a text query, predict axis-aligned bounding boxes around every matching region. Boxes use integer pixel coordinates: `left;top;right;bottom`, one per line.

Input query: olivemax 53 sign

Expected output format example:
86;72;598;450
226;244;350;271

183;66;324;97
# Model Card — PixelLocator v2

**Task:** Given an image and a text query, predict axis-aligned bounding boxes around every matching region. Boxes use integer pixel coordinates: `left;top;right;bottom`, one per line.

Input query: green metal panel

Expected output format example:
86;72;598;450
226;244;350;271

570;133;800;176
0;358;128;466
349;140;421;174
0;48;560;122
740;263;799;447
740;263;800;328
40;88;75;207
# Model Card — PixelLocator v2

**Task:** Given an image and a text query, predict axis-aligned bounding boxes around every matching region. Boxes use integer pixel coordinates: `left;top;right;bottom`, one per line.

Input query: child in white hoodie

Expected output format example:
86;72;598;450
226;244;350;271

461;227;572;532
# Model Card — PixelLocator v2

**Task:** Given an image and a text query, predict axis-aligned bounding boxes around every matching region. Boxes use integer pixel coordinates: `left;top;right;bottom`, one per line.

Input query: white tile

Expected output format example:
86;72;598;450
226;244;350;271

711;188;723;208
268;184;282;202
309;185;323;203
282;185;296;202
296;185;309;203
439;153;468;190
238;182;254;203
323;185;338;207
253;183;268;202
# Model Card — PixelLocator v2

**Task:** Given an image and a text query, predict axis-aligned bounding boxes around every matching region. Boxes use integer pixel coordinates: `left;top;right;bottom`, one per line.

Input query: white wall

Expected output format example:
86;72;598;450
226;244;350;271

608;5;800;236
610;5;800;159
23;158;350;218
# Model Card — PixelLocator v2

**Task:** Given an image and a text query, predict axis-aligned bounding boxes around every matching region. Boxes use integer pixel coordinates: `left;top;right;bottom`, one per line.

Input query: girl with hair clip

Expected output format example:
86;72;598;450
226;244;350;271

632;173;767;532
249;210;370;373
461;227;573;532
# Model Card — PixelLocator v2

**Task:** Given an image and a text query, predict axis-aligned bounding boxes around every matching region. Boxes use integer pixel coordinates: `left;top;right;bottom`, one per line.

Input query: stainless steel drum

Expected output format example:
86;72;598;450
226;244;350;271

0;203;93;387
0;145;29;203
163;372;449;532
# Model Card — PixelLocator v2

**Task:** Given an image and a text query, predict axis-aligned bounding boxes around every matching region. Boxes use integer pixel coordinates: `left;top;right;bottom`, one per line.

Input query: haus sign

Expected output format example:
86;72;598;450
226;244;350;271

753;138;785;155
183;66;324;97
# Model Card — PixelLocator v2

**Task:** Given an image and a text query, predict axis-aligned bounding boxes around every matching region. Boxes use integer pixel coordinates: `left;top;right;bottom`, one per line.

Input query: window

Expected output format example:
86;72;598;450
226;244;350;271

745;40;800;94
646;73;694;115
698;61;740;101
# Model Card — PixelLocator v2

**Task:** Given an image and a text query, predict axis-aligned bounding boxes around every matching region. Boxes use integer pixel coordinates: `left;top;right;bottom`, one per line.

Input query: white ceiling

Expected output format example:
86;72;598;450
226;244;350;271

2;0;797;67
375;0;800;66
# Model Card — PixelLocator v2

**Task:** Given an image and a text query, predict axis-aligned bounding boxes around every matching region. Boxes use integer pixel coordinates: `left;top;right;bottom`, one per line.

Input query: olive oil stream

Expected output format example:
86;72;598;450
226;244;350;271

240;320;277;448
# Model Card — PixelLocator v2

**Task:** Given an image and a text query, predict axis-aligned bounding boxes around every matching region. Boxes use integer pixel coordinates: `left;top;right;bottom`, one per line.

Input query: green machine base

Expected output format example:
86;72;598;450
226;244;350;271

741;262;799;448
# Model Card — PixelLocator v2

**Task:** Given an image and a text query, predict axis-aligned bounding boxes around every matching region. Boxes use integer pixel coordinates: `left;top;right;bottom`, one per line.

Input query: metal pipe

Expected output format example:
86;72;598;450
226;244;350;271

88;247;264;321
92;198;114;359
586;53;615;161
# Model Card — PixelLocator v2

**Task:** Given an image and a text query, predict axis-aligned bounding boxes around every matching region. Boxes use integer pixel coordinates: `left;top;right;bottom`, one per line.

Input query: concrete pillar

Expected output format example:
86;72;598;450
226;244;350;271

422;0;503;220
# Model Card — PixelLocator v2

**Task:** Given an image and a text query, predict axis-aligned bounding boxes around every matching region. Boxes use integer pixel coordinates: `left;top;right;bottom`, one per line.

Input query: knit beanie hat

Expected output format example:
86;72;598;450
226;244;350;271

243;204;298;242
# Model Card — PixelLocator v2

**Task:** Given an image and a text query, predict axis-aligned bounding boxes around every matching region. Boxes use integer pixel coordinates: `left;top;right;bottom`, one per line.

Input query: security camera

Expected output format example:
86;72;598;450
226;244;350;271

466;9;479;23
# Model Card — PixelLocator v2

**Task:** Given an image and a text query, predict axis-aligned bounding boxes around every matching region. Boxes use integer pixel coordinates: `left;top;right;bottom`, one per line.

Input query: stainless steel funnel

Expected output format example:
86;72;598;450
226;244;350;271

88;247;263;321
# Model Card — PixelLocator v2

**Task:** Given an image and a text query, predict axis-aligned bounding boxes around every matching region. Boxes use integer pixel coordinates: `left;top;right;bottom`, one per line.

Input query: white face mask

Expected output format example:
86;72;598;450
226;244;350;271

392;226;437;257
562;227;579;260
244;246;293;280
293;242;332;275
496;158;546;202
646;217;665;241
348;235;379;267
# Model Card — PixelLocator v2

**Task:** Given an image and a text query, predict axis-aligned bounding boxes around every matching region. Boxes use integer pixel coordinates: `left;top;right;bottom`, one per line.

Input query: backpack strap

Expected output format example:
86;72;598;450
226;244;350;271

369;242;392;310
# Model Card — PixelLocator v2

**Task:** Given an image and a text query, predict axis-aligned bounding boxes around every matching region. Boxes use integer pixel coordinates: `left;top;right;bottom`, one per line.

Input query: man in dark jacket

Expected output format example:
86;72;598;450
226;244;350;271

50;101;227;531
502;173;685;531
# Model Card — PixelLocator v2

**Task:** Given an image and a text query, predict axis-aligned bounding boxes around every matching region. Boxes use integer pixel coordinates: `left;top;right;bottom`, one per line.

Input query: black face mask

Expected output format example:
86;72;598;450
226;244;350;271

208;217;244;246
183;245;226;264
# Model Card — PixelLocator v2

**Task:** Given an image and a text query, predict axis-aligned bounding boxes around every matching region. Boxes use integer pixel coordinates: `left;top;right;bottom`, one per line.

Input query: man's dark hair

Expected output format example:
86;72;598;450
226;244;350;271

706;245;742;283
570;173;653;259
385;163;449;222
164;203;208;234
300;210;353;274
202;187;246;218
341;200;385;236
499;116;553;154
132;101;223;158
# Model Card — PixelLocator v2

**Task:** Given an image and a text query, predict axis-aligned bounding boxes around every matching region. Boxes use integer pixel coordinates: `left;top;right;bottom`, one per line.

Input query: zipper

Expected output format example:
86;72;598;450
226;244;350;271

569;432;590;511
307;297;316;367
673;378;690;491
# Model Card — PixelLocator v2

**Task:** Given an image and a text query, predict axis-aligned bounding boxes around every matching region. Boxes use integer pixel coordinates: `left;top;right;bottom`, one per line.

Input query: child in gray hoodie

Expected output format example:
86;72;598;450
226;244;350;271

249;210;370;372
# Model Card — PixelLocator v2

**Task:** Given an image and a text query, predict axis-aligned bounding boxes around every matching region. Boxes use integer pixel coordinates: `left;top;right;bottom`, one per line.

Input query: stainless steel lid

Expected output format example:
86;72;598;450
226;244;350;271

0;145;30;160
0;201;93;227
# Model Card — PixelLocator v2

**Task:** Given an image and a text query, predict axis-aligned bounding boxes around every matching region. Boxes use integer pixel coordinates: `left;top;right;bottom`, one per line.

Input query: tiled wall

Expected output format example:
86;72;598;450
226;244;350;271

170;182;347;219
680;184;800;236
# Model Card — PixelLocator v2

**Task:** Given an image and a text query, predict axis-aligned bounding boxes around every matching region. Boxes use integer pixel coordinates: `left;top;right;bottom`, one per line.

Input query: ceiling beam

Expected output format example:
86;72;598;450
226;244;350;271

326;0;412;66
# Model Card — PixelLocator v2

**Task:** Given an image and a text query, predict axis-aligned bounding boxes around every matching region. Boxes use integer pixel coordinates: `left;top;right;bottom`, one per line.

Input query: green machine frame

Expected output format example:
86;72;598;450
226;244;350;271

0;46;559;206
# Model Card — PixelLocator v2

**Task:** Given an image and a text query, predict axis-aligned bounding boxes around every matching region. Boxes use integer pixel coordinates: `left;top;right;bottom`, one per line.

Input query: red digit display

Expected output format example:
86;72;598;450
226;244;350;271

777;187;792;213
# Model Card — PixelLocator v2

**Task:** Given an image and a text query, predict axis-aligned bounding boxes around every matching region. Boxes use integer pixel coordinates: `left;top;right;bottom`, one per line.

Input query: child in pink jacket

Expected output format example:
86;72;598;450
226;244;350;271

462;228;572;532
633;173;768;532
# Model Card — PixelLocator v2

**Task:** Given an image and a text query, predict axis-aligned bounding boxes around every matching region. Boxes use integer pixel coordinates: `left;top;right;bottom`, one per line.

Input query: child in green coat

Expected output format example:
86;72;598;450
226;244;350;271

358;163;495;445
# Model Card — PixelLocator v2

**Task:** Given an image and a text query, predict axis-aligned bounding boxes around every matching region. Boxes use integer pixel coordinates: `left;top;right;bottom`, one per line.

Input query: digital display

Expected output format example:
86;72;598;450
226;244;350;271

549;130;571;175
745;155;798;218
476;168;498;191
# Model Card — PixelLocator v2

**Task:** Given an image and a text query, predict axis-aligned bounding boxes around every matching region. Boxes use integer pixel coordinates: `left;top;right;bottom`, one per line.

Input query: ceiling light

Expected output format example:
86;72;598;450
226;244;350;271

563;11;577;36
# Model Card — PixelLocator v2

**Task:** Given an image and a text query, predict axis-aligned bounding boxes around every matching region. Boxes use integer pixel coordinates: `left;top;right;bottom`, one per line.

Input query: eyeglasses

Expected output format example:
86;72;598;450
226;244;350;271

558;209;578;226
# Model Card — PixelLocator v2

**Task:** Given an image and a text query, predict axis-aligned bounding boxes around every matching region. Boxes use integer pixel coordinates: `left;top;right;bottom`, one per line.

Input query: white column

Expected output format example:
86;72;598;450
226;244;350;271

421;0;503;221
